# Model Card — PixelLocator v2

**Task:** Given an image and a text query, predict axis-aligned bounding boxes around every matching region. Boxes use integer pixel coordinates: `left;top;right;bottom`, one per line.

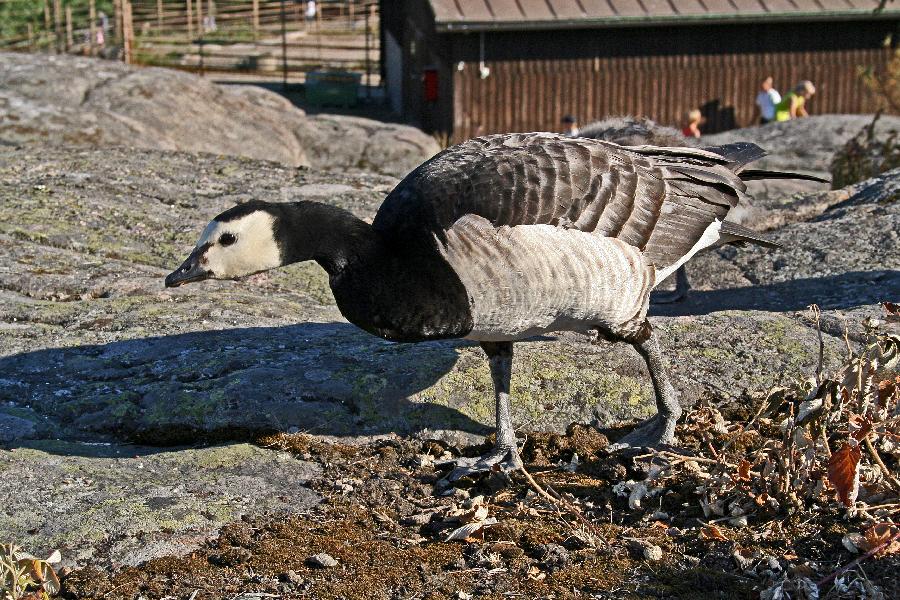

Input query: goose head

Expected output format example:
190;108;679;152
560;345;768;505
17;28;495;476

165;201;284;287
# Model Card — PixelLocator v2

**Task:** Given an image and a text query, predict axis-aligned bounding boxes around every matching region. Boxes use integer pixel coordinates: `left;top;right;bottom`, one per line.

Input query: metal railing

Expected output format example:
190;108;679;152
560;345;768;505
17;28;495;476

0;0;380;87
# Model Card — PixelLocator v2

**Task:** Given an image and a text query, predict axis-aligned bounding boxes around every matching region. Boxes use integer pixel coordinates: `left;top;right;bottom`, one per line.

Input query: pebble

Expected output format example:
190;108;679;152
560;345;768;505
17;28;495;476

279;570;304;585
306;553;338;568
537;543;569;572
643;544;664;562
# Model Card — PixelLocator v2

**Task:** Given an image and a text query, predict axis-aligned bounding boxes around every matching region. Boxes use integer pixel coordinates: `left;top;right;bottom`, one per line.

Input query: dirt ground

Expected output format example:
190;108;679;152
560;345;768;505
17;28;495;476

58;400;900;600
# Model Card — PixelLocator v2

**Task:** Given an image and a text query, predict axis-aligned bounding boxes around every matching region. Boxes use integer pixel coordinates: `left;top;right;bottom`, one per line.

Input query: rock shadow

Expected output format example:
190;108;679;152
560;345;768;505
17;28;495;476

651;270;899;317
0;321;486;455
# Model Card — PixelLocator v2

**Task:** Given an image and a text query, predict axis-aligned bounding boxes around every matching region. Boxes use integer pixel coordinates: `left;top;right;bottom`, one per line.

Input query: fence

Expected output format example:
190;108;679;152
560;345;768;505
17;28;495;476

0;0;380;86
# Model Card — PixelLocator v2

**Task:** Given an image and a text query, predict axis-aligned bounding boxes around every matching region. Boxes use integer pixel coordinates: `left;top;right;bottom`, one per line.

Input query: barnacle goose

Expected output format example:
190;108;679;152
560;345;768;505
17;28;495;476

166;133;824;478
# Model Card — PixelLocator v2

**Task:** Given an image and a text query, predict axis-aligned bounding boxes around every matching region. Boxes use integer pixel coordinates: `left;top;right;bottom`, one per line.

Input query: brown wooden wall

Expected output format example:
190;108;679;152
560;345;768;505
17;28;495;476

451;47;892;142
443;20;898;143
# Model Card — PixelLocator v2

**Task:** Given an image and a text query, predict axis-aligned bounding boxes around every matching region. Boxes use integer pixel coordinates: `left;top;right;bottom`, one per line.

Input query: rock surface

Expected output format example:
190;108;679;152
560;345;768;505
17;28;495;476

0;52;439;177
0;442;320;569
0;145;896;569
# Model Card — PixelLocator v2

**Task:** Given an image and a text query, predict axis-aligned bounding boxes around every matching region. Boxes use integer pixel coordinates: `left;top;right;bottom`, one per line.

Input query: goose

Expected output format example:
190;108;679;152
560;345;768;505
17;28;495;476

165;133;819;478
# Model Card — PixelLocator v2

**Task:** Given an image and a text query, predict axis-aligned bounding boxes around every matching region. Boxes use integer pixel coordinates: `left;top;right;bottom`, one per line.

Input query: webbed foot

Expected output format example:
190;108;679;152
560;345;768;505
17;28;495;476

650;288;688;304
439;444;523;481
608;414;678;451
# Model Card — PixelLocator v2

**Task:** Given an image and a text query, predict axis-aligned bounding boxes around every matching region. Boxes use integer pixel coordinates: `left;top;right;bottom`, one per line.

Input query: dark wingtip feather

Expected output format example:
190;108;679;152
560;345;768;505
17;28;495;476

700;142;767;171
738;169;830;184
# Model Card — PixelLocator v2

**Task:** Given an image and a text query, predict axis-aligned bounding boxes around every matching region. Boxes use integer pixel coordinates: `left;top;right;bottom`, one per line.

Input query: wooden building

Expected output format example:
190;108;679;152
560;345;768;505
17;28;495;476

380;0;899;143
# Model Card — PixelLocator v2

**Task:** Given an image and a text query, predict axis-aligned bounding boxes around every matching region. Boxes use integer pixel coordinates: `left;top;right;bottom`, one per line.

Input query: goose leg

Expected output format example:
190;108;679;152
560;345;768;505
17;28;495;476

650;265;691;304
446;341;522;481
610;327;682;450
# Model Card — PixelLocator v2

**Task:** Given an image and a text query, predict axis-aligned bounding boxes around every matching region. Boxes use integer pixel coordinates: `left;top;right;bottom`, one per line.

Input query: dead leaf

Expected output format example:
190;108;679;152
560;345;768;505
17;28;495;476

444;522;485;542
849;415;874;441
736;459;751;482
827;441;861;507
860;523;900;557
883;301;900;321
878;377;900;405
700;525;729;541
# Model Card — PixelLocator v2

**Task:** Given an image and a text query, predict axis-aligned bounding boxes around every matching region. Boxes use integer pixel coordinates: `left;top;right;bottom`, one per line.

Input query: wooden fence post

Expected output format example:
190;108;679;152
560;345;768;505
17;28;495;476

122;0;133;63
196;0;203;36
113;0;122;45
43;1;51;31
53;0;62;52
157;0;163;31
89;0;96;51
186;0;193;39
27;23;34;51
65;5;73;50
252;0;259;39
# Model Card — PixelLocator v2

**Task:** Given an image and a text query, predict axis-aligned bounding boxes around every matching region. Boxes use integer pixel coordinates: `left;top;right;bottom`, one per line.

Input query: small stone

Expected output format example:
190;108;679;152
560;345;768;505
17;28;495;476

537;543;569;572
643;544;664;561
627;539;663;562
306;553;338;568
279;570;304;585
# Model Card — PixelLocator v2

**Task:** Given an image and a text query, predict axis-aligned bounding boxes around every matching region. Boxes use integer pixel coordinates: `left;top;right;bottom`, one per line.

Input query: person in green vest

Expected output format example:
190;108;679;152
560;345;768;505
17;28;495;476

775;80;816;121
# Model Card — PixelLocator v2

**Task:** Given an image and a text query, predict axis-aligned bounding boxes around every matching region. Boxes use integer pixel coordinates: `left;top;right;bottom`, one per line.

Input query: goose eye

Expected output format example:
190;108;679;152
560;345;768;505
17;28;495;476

219;233;237;246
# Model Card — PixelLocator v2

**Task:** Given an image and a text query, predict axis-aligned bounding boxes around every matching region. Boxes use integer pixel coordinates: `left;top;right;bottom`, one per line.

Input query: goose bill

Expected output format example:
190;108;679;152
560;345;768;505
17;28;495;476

165;249;211;287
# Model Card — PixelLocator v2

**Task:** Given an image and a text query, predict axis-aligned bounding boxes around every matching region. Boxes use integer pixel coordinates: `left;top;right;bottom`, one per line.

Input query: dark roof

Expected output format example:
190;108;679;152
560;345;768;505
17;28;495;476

428;0;899;32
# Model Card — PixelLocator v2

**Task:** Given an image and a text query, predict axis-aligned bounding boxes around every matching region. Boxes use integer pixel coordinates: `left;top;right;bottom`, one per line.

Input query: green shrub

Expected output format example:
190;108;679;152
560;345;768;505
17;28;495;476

830;114;900;189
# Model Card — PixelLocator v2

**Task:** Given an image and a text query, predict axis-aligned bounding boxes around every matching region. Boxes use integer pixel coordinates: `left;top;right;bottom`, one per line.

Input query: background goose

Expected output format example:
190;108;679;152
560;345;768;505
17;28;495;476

166;133;803;478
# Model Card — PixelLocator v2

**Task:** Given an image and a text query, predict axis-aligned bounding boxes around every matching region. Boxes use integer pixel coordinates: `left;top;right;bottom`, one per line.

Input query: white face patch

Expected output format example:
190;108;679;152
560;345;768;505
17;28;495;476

195;211;282;279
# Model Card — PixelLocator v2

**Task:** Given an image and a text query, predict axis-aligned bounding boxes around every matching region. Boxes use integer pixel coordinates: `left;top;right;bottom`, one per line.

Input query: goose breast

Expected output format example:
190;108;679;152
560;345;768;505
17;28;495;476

440;214;655;341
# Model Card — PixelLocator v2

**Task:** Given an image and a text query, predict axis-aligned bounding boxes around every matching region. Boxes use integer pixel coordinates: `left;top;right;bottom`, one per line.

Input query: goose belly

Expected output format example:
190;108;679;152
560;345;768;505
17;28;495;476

440;215;655;341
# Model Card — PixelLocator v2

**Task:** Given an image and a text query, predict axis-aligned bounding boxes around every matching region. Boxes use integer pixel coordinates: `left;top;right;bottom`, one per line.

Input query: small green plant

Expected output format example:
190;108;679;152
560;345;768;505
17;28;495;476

0;544;61;600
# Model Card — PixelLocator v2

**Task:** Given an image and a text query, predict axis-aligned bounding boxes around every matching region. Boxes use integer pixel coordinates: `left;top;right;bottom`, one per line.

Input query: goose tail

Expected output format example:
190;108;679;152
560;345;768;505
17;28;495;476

719;220;781;248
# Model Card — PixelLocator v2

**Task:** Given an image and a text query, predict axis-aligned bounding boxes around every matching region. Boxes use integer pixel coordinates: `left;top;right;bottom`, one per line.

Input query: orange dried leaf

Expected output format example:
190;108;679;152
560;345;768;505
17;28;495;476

827;442;861;507
736;459;751;482
700;525;729;541
883;301;900;319
877;377;900;405
849;415;874;441
860;523;900;557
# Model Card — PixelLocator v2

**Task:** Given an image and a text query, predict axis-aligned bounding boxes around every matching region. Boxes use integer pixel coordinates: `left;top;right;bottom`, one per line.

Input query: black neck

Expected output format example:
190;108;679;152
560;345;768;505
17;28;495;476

274;201;378;276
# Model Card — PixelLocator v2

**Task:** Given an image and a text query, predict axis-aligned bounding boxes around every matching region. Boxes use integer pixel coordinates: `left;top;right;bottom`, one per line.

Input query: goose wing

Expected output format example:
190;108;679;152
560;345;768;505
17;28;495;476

372;133;757;271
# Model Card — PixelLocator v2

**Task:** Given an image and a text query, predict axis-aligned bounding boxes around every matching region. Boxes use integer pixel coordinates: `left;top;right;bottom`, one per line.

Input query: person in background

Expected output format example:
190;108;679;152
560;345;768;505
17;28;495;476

96;11;108;46
561;115;579;137
775;80;816;121
755;76;781;125
681;109;702;138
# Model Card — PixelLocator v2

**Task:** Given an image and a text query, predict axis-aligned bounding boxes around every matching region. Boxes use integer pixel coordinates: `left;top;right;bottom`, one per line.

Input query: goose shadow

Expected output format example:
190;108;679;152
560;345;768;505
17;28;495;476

650;270;899;318
0;321;490;457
